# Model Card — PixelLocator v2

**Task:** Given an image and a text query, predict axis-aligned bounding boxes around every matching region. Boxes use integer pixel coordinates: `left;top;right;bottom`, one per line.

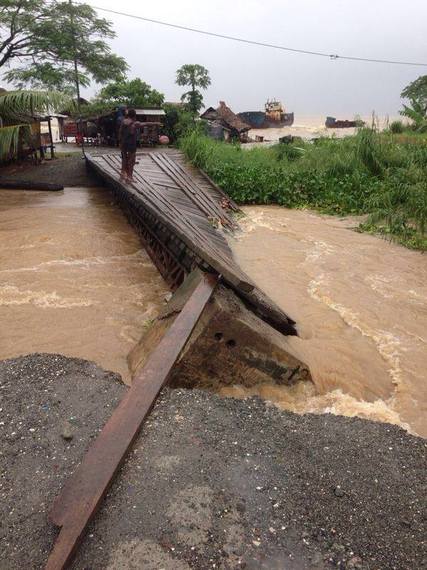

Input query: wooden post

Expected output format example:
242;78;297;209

47;116;54;159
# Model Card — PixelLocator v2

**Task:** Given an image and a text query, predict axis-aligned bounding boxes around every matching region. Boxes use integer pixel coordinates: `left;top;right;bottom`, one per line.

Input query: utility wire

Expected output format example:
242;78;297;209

85;3;427;68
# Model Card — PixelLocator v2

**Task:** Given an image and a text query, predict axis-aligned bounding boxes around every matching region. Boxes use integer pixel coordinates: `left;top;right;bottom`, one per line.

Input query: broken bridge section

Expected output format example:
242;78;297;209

44;152;312;568
86;150;297;336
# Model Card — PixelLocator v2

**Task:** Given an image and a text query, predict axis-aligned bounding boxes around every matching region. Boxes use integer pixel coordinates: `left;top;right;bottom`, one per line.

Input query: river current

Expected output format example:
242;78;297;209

1;189;425;436
226;206;427;438
0;188;168;384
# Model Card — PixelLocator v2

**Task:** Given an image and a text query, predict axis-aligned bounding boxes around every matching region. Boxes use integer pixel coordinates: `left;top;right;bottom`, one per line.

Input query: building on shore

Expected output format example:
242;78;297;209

200;101;251;142
63;107;166;146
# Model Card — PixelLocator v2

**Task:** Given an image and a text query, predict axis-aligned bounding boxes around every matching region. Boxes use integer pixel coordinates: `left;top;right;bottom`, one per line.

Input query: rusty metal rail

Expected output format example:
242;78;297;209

45;271;219;569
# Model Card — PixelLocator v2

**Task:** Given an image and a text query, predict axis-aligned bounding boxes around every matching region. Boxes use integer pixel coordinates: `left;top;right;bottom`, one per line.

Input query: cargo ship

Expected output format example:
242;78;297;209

238;99;294;129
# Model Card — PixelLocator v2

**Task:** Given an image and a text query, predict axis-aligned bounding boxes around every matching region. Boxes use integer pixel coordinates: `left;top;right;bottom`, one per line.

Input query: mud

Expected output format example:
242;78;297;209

0;153;92;187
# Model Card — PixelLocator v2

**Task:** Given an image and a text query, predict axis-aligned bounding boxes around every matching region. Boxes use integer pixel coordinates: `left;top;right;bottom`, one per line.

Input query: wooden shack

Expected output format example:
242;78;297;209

201;101;251;142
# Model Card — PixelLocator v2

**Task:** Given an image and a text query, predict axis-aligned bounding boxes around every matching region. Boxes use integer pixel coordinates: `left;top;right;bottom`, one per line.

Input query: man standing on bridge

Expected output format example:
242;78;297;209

119;109;143;183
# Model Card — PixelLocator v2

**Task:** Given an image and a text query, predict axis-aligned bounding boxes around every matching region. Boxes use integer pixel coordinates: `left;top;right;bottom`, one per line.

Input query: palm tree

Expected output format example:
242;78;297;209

0;90;71;162
176;64;211;115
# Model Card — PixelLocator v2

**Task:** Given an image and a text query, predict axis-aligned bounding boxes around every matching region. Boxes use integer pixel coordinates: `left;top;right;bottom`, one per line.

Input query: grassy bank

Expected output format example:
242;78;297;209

180;130;427;251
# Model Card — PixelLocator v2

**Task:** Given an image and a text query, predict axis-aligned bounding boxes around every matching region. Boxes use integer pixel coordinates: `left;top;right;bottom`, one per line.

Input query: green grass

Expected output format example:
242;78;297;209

180;129;427;251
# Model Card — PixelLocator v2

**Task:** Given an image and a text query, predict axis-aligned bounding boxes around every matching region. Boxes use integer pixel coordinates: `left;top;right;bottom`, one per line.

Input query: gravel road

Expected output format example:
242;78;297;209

1;354;425;570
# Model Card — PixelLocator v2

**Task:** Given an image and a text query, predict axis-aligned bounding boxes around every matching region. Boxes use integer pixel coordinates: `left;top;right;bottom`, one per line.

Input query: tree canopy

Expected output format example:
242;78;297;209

176;64;211;114
97;78;165;108
0;0;127;92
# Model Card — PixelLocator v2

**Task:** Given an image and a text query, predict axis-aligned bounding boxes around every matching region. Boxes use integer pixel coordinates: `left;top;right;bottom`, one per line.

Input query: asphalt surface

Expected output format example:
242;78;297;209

1;354;425;570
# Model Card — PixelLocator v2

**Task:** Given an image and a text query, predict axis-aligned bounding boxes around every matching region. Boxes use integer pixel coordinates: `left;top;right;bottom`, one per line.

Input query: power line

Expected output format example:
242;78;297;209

86;3;427;68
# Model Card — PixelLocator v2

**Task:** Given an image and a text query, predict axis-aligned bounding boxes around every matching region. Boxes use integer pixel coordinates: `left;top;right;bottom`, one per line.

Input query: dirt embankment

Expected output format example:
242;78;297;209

1;354;425;570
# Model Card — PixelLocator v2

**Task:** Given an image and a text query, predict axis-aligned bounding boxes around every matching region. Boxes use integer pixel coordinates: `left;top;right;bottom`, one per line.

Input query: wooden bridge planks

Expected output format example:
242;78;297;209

87;151;255;293
87;150;297;334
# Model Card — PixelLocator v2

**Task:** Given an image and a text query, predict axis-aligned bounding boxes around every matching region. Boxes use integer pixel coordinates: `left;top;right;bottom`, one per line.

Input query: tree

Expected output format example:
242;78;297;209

0;1;127;93
97;78;164;108
400;76;427;131
176;64;211;115
401;76;427;115
163;103;196;142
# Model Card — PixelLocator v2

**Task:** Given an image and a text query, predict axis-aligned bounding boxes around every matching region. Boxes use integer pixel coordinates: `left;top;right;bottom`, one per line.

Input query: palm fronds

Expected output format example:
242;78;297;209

0;90;73;122
0;89;73;162
0;125;30;162
399;99;427;132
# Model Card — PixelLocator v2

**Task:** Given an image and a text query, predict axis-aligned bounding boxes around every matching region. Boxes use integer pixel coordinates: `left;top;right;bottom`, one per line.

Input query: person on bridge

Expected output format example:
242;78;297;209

119;109;143;183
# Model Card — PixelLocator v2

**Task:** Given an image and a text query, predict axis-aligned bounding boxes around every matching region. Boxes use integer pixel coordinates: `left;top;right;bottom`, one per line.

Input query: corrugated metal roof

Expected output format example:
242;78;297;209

135;109;165;116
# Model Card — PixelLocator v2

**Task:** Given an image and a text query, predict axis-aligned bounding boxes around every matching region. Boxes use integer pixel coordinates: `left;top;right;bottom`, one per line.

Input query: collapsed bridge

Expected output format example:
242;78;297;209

46;149;312;568
87;149;297;336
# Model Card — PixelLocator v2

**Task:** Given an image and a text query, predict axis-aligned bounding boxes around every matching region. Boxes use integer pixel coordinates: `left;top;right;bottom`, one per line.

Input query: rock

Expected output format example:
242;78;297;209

331;543;345;553
346;556;364;569
62;421;74;441
310;551;323;565
334;486;345;497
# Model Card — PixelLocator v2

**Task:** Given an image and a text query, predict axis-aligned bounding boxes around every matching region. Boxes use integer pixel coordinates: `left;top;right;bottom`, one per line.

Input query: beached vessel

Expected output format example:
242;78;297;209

238;99;294;128
325;116;358;128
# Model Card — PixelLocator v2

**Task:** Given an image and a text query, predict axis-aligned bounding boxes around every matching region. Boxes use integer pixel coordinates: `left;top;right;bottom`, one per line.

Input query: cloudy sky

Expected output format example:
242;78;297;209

84;0;427;118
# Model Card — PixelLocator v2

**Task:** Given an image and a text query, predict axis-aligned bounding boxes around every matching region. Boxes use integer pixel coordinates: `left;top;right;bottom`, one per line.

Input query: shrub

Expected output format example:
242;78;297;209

180;131;427;250
390;120;404;134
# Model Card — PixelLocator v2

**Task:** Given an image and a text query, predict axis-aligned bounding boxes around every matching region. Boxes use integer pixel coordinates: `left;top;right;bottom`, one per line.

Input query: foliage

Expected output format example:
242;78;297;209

400;99;427;132
0;90;71;122
390;120;404;134
97;78;164;108
400;75;427;132
175;64;211;114
0;1;126;92
401;75;427;115
163;104;196;142
75;100;114;119
180;130;427;251
0;124;30;161
0;89;71;161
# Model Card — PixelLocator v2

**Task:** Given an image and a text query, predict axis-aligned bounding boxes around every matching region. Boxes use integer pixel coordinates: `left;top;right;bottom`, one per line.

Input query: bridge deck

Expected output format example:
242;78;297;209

88;150;253;291
87;150;296;335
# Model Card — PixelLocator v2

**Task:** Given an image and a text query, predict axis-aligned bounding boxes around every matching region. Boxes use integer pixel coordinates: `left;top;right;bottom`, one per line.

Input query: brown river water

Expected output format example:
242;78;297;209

1;189;426;437
0;188;168;384
226;207;427;438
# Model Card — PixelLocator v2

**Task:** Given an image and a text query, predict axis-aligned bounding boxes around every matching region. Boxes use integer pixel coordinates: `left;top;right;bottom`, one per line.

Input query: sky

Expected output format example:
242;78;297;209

82;0;426;117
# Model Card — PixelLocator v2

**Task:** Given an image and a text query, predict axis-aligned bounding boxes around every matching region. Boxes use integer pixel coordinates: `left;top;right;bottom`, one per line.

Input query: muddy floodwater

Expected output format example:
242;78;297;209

0;188;168;384
226;206;427;438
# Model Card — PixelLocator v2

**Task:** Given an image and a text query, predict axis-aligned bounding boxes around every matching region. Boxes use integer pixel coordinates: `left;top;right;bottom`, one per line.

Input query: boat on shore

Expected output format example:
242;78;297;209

325;116;360;129
238;99;294;129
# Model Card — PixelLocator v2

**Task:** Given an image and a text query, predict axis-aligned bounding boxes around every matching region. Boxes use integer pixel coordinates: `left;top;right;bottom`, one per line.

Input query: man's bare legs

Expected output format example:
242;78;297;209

126;151;137;182
120;150;128;180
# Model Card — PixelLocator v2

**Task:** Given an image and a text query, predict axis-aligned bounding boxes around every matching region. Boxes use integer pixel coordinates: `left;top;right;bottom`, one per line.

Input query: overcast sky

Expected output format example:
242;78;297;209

83;0;427;118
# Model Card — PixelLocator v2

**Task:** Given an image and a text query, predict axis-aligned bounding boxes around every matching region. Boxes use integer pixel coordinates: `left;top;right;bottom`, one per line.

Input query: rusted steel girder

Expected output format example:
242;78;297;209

113;184;189;290
45;271;219;570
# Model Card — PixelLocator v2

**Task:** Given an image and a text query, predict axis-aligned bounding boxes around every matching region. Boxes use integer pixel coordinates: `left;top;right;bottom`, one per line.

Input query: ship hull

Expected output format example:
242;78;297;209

325;116;358;129
238;111;294;129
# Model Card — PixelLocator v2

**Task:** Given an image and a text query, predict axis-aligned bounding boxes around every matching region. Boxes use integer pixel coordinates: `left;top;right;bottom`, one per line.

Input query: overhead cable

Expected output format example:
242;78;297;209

85;3;427;67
